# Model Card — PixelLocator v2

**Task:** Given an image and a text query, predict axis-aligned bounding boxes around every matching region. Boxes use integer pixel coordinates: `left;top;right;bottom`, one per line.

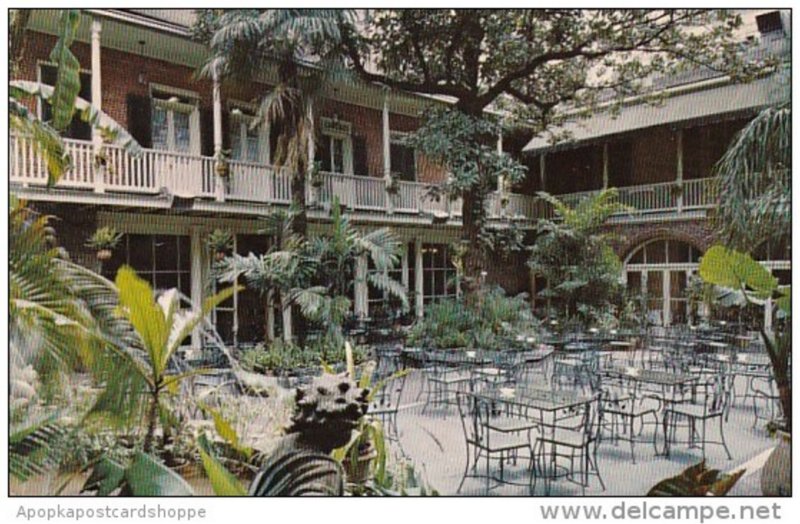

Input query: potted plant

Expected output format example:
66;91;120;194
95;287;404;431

86;226;122;261
207;228;233;261
215;149;231;178
385;173;401;195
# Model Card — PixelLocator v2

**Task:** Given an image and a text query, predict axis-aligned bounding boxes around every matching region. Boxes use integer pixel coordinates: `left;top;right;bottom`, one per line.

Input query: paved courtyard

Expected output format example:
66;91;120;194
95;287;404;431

384;361;777;496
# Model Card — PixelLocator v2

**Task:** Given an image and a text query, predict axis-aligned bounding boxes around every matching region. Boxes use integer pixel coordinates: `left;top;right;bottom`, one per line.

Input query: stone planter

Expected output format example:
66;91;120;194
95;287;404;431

761;431;791;496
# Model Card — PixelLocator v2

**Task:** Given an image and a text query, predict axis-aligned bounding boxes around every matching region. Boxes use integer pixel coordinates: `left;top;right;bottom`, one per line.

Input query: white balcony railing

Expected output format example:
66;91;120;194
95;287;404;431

10;134;715;221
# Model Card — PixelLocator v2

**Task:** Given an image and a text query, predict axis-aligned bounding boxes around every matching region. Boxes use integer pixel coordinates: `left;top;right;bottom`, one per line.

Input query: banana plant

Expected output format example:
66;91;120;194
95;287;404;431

699;245;791;430
111;266;239;452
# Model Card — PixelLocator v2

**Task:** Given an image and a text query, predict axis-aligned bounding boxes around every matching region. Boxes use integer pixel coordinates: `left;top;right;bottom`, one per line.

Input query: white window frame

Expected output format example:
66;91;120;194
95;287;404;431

320;117;353;175
228;101;270;164
36;60;92;124
150;84;201;155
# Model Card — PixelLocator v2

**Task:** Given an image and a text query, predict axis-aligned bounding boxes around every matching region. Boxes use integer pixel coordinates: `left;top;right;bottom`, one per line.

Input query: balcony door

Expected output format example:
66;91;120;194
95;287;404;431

625;239;700;327
150;88;200;155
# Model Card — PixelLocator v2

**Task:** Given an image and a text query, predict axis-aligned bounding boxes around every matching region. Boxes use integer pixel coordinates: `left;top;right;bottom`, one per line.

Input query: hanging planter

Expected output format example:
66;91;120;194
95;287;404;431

385;173;400;195
206;228;234;262
215;149;231;178
86;226;123;262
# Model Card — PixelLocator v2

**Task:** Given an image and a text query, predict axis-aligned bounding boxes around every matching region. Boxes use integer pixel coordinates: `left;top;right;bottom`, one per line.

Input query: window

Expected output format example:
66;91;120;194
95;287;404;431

229;106;267;163
390;132;416;182
317;118;353;174
150;88;200;154
103;234;191;299
367;255;404;318
39;63;92;140
422;243;458;304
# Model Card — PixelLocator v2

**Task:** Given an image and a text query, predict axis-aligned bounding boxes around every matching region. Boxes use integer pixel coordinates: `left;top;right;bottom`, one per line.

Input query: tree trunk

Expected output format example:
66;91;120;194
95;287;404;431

760;328;792;430
9;10;30;77
143;389;160;454
459;188;486;305
290;146;308;346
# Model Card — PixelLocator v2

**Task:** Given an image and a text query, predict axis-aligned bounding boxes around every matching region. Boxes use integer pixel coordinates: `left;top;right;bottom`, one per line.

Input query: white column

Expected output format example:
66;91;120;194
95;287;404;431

90;18;105;194
401;245;409;291
496;131;504;191
383;92;394;214
414;238;424;318
354;255;368;319
539;154;546;192
602;143;609;189
190;229;205;348
266;290;275;341
676;129;684;212
212;64;225;202
281;299;293;343
306;100;316;205
529;268;537;308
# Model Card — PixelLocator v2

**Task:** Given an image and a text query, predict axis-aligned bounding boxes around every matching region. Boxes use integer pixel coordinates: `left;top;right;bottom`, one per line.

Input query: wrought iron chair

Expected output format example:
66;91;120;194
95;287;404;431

456;392;534;494
531;393;605;495
599;378;660;464
663;373;732;460
422;351;473;415
368;366;408;442
752;374;783;429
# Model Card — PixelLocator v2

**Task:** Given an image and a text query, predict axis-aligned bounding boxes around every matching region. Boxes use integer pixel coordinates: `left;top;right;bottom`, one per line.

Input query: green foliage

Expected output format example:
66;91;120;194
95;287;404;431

240;338;366;375
699;246;788;312
528;189;627;327
714;102;791;250
85;226;123;251
46;10;81;131
648;460;745;496
82;452;194;496
206;228;234;253
197;434;248;496
408;287;532;349
9;416;67;482
110;266;239;452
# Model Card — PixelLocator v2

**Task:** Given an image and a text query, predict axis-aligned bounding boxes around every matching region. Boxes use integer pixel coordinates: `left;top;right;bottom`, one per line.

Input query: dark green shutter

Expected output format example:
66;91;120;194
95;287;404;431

126;94;152;149
353;135;369;176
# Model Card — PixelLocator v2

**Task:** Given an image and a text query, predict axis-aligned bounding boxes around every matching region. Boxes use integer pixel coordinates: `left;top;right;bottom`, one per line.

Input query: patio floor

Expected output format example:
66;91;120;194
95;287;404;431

386;358;778;496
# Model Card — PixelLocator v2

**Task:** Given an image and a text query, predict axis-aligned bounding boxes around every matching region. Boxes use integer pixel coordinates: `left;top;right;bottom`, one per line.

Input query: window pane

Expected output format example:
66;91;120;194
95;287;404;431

173;111;191;153
628;247;644;264
154;235;178;271
647;241;667;264
128;234;153;272
152;106;169;150
332;138;345;173
156;272;178;292
230;126;243;160
670;241;691;263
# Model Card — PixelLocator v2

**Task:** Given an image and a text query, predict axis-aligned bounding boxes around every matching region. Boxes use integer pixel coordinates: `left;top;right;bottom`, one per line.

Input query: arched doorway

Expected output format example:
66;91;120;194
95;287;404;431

624;238;702;326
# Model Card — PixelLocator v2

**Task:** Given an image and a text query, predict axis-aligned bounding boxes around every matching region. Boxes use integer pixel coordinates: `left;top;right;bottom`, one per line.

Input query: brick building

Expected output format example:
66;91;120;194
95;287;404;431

10;9;791;345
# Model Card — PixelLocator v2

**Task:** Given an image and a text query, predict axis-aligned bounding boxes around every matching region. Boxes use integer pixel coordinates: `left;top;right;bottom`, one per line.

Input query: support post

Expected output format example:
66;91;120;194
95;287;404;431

401;245;409;291
306;100;316;205
496;130;505;191
539;153;546;192
676;129;684;212
212;64;225;202
354;255;368;319
602;142;609;189
190;229;205;348
383;91;394;214
414;238;424;318
90;19;105;194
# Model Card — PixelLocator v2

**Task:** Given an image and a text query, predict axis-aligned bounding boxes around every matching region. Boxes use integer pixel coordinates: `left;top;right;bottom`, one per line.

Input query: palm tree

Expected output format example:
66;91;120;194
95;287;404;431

199;9;354;238
216;200;407;345
714;102;791;251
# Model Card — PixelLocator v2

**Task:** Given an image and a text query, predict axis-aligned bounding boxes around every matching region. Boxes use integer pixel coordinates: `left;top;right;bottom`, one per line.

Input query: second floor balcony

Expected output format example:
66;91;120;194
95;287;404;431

10;133;717;224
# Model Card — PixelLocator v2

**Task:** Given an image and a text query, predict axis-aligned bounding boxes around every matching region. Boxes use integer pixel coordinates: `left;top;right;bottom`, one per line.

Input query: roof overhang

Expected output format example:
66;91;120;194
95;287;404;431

523;75;785;154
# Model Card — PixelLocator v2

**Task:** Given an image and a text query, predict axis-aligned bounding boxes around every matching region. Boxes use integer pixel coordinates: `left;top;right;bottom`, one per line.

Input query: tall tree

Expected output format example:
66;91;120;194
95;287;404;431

197;9;354;239
340;9;765;297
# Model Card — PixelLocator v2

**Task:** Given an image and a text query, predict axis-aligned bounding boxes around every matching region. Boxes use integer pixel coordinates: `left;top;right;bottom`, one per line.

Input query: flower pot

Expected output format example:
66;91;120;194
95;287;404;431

761;430;791;496
96;249;112;261
214;251;226;262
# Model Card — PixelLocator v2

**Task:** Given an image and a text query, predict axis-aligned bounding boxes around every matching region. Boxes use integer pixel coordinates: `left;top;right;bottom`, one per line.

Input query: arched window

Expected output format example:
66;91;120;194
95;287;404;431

624;238;702;326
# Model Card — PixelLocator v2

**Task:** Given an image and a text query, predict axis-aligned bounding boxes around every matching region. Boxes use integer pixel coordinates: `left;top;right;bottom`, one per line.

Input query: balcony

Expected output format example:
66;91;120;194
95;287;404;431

10;134;715;224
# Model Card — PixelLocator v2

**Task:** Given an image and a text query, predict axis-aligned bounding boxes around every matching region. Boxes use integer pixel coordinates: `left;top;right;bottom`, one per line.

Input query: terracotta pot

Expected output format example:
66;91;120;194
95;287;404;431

214;251;226;262
96;249;112;261
761;431;791;496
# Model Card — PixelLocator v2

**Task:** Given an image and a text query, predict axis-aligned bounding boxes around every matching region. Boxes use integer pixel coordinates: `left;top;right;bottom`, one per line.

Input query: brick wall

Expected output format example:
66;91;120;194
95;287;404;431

606;218;718;261
19;30;446;183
